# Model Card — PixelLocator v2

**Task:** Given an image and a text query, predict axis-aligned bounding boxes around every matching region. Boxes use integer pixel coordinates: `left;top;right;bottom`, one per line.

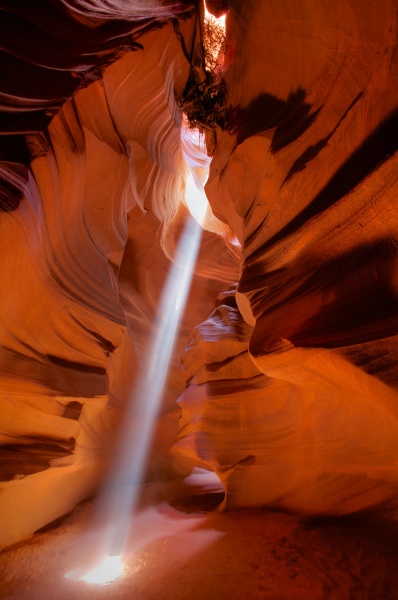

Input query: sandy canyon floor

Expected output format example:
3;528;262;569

1;472;398;600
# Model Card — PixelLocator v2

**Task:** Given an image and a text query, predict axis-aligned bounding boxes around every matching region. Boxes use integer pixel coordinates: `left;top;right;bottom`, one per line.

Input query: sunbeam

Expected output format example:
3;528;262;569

66;127;208;584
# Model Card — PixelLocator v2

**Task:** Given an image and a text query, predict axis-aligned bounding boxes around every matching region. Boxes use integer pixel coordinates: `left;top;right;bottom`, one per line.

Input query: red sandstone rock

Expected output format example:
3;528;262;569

0;12;238;548
176;0;398;513
0;0;398;554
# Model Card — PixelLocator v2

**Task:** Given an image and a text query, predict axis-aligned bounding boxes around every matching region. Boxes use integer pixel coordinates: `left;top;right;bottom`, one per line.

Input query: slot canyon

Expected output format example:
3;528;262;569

1;0;398;597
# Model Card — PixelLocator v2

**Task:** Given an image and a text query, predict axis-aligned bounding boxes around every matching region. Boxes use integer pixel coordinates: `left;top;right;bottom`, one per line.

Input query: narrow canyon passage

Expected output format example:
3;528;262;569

1;0;398;598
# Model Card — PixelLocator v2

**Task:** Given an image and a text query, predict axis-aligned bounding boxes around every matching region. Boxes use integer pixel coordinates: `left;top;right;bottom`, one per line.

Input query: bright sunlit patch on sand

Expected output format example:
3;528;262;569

80;555;124;585
65;554;125;586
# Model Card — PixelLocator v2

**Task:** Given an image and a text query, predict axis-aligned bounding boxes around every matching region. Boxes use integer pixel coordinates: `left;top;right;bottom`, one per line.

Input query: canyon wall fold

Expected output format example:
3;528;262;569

0;4;239;549
174;0;398;514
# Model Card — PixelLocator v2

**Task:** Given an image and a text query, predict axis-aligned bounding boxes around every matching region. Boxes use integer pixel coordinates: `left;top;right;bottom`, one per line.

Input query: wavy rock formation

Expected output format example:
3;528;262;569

0;3;239;549
1;0;398;552
174;0;398;515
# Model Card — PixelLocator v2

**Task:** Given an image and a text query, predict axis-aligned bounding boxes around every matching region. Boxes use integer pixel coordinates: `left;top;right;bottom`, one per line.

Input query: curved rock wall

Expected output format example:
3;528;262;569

174;0;398;514
0;6;239;548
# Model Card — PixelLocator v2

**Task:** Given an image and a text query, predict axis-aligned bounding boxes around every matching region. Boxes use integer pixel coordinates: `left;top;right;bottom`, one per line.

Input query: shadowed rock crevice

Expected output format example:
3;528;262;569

226;88;320;150
0;437;76;481
255;106;398;254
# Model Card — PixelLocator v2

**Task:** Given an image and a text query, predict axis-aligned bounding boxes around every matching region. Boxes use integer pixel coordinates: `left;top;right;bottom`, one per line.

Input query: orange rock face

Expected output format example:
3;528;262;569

0;6;238;548
1;0;398;550
174;0;398;513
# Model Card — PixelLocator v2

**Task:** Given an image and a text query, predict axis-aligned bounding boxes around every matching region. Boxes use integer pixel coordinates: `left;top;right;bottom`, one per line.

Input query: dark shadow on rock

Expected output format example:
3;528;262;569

167;491;225;514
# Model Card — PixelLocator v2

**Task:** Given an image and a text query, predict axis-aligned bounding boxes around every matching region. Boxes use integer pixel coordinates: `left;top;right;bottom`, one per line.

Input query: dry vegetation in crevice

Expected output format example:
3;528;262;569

177;14;228;134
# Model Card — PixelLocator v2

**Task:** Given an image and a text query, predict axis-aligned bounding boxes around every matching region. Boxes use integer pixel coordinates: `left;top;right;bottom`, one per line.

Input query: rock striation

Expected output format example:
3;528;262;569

0;2;238;548
174;0;398;514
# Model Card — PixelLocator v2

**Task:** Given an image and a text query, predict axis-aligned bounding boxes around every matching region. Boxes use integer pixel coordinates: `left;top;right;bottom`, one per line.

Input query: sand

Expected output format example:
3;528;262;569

1;472;398;600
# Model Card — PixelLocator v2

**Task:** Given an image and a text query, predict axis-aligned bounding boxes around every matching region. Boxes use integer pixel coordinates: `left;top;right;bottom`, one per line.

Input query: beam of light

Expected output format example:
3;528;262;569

65;158;207;589
184;171;208;226
65;214;203;583
98;215;203;560
65;116;210;584
181;122;211;228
